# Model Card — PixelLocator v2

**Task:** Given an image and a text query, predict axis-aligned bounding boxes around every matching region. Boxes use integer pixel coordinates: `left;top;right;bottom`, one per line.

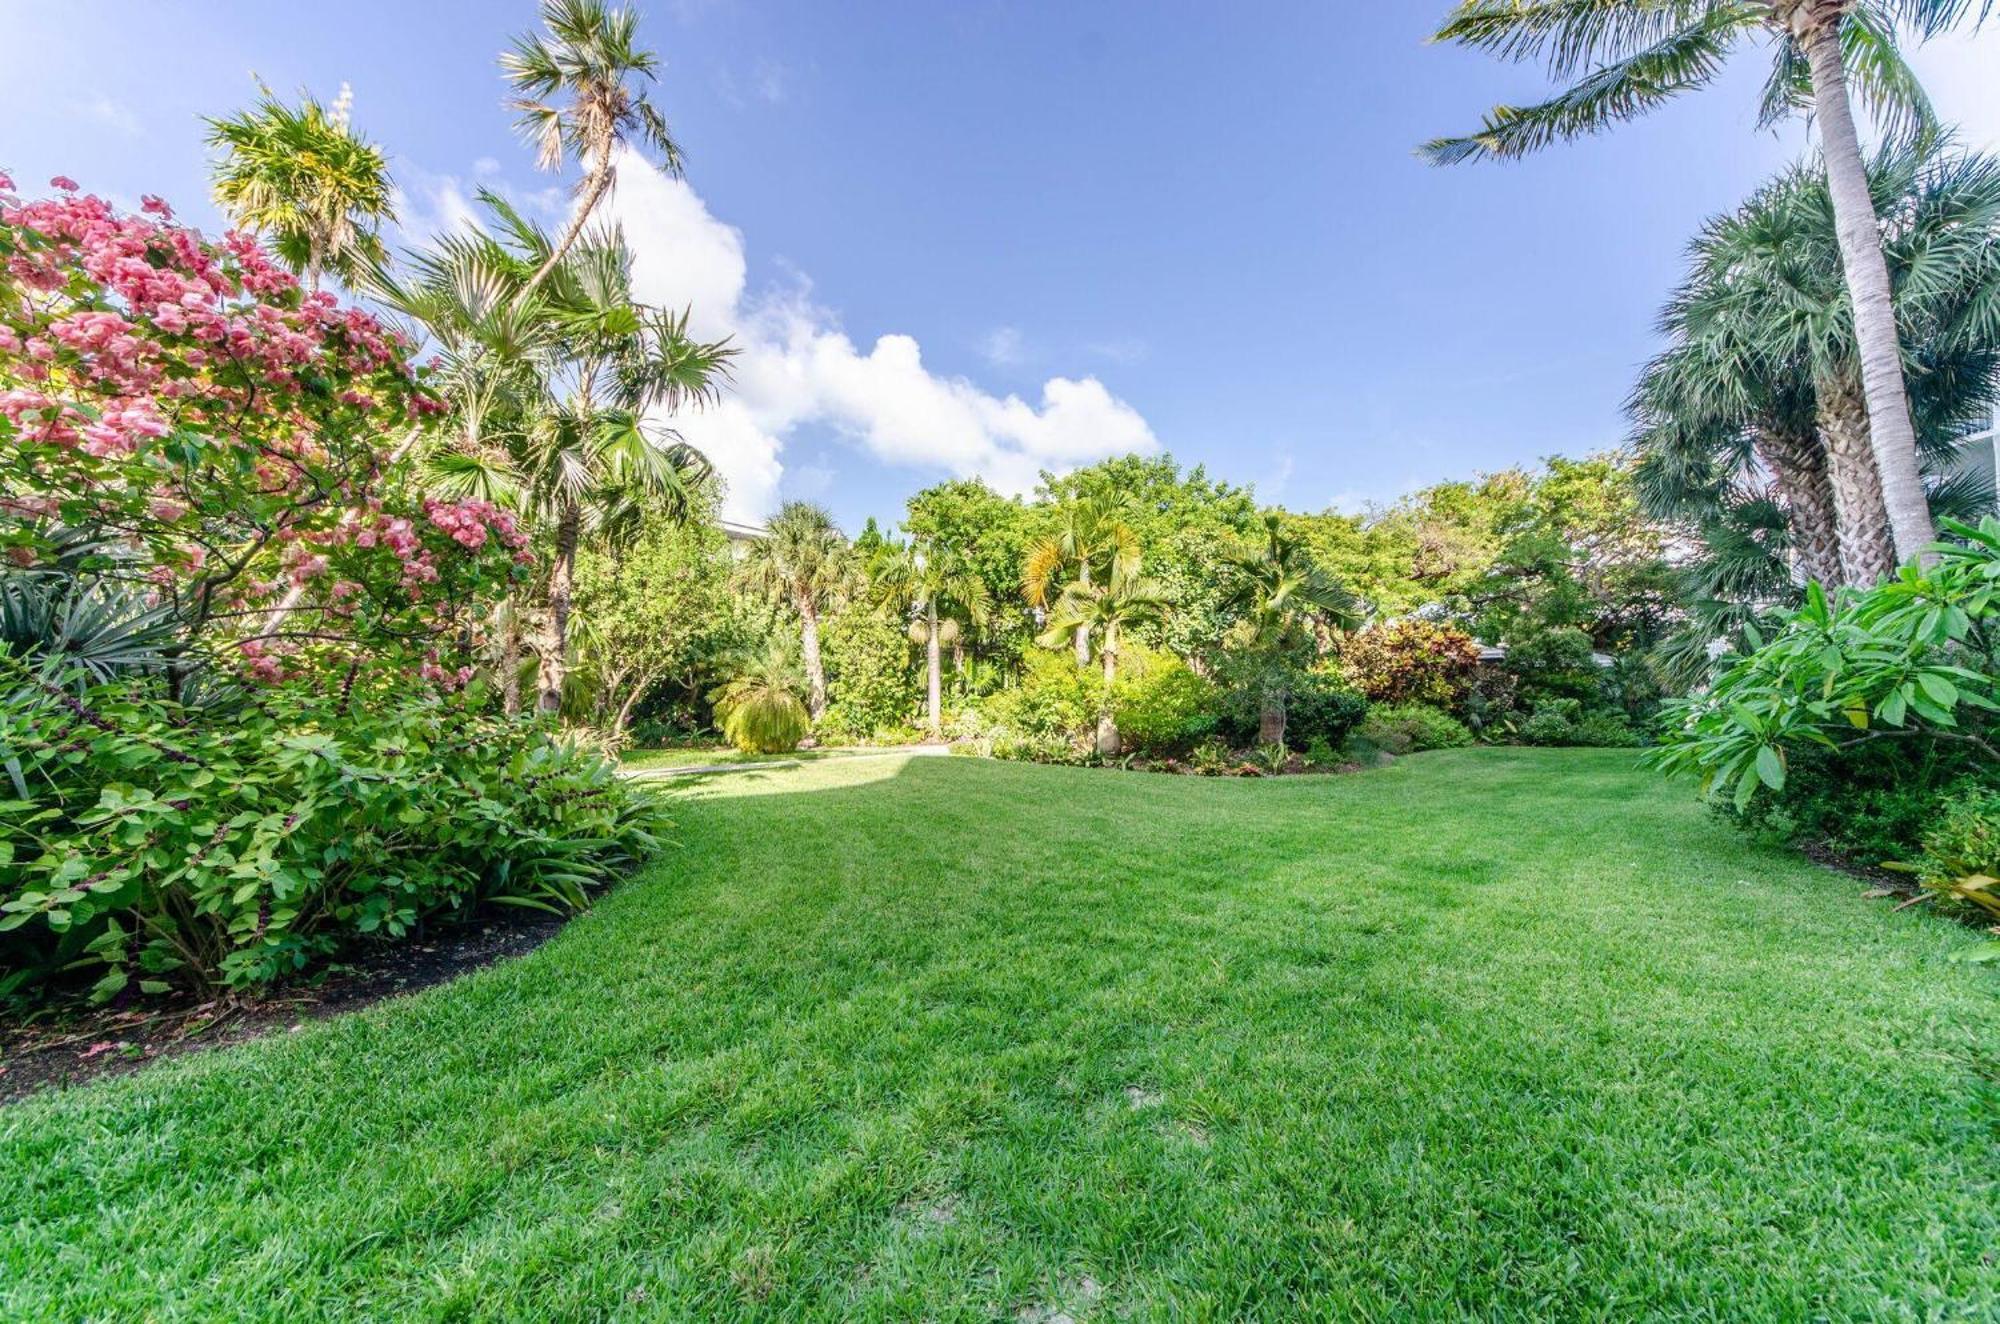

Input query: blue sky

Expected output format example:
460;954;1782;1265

5;2;1997;529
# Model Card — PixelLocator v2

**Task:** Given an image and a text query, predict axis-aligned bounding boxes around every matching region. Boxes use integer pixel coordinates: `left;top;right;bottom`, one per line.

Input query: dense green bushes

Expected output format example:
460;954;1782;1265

1357;702;1474;755
1111;650;1220;756
1653;518;2000;865
0;660;665;1002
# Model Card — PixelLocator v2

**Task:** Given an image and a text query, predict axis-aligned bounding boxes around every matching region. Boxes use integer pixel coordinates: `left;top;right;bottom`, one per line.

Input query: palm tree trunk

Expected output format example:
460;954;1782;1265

517;146;615;309
800;599;827;720
1258;689;1286;749
1802;18;1934;566
537;500;581;716
1073;560;1092;666
1819;373;1896;587
1095;622;1119;757
500;600;523;717
1752;426;1841;587
925;607;943;738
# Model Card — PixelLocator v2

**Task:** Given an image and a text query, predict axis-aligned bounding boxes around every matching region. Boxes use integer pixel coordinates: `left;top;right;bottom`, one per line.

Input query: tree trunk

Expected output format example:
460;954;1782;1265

1752;426;1841;587
516;145;615;310
800;599;827;720
1096;623;1120;757
537;501;580;716
1819;372;1896;587
925;607;943;738
1258;693;1286;749
500;601;523;717
1073;560;1092;666
1802;19;1934;566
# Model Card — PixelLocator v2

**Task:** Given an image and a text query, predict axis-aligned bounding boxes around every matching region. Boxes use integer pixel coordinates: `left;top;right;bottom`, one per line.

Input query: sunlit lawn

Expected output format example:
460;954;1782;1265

3;750;1994;1319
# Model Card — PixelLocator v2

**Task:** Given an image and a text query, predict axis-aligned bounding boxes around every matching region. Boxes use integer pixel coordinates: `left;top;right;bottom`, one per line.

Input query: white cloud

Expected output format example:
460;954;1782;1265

600;147;1158;521
980;325;1026;367
78;94;140;136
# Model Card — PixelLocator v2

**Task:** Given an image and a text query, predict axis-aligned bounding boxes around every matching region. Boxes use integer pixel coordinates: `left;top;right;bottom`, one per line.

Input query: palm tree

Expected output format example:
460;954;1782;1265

711;642;811;753
1022;495;1140;666
378;193;734;716
1037;562;1170;755
1223;515;1362;748
502;0;681;304
738;502;859;720
1426;0;1995;568
873;540;992;738
1633;140;2000;586
206;83;395;292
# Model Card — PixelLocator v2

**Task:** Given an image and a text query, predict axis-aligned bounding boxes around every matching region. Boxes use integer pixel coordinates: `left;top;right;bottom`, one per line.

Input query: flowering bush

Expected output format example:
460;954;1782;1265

0;176;522;686
0;656;665;1001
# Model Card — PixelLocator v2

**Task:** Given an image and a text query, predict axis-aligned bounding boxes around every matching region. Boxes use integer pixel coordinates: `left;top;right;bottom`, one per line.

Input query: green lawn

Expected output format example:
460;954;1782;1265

3;751;1995;1320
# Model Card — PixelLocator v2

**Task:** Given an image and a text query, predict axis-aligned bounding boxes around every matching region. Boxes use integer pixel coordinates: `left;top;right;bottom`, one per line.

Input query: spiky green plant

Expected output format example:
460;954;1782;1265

711;645;810;754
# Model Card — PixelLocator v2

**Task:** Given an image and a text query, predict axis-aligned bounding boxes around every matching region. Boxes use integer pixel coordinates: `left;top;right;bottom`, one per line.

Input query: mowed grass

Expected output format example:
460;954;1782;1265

3;751;1996;1320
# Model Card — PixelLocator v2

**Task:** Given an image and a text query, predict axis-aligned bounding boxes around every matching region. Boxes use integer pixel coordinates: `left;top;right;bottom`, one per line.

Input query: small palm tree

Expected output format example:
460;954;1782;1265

1022;495;1140;666
873;540;992;738
1426;0;1996;568
1037;562;1170;755
502;0;681;303
1223;515;1362;748
738;502;860;720
711;643;810;754
206;83;395;292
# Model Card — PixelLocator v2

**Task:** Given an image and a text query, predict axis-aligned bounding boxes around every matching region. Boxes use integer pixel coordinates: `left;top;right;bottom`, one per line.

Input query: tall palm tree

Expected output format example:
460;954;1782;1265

1037;561;1170;756
502;0;681;304
738;502;859;720
1223;515;1362;748
873;540;992;738
1634;140;2000;586
1425;0;1995;567
206;83;395;292
1022;495;1140;666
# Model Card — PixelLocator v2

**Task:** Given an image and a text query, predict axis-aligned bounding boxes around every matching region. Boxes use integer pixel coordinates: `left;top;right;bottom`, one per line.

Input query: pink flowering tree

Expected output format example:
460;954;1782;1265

0;176;527;690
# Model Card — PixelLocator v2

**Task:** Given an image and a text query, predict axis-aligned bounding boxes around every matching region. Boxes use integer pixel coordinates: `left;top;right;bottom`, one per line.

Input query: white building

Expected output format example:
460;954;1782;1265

1961;407;1999;511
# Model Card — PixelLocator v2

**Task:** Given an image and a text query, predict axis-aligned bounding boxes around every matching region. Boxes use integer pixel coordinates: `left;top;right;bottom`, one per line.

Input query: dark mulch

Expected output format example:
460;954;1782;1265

0;906;572;1105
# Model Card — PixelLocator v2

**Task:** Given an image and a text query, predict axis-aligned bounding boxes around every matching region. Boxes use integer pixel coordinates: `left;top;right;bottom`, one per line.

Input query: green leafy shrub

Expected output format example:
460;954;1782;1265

980;649;1104;763
1112;650;1220;756
821;606;918;740
1216;667;1367;752
1338;620;1481;711
1358;702;1473;755
0;659;666;1002
1517;698;1643;748
1651;520;2000;863
1908;788;2000;921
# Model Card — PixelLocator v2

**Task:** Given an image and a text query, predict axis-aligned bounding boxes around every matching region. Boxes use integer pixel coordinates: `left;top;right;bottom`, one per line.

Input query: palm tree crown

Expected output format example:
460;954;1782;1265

873;539;993;737
502;0;681;300
206;84;395;292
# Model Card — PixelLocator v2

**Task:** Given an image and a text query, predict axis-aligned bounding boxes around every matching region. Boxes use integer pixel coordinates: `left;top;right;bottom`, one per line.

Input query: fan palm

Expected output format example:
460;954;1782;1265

379;193;735;715
710;643;810;754
206;83;395;293
1036;561;1170;755
502;0;681;304
1022;495;1140;666
1426;0;1996;568
737;502;859;720
1634;140;2000;586
873;540;992;738
1223;515;1363;748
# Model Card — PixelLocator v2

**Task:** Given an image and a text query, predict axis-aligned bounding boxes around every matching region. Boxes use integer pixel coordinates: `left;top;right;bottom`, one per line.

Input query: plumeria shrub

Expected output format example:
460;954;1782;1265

1650;519;2000;861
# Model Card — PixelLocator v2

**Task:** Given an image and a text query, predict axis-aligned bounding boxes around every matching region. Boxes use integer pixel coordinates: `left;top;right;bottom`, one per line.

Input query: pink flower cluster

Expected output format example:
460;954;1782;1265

423;497;530;555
